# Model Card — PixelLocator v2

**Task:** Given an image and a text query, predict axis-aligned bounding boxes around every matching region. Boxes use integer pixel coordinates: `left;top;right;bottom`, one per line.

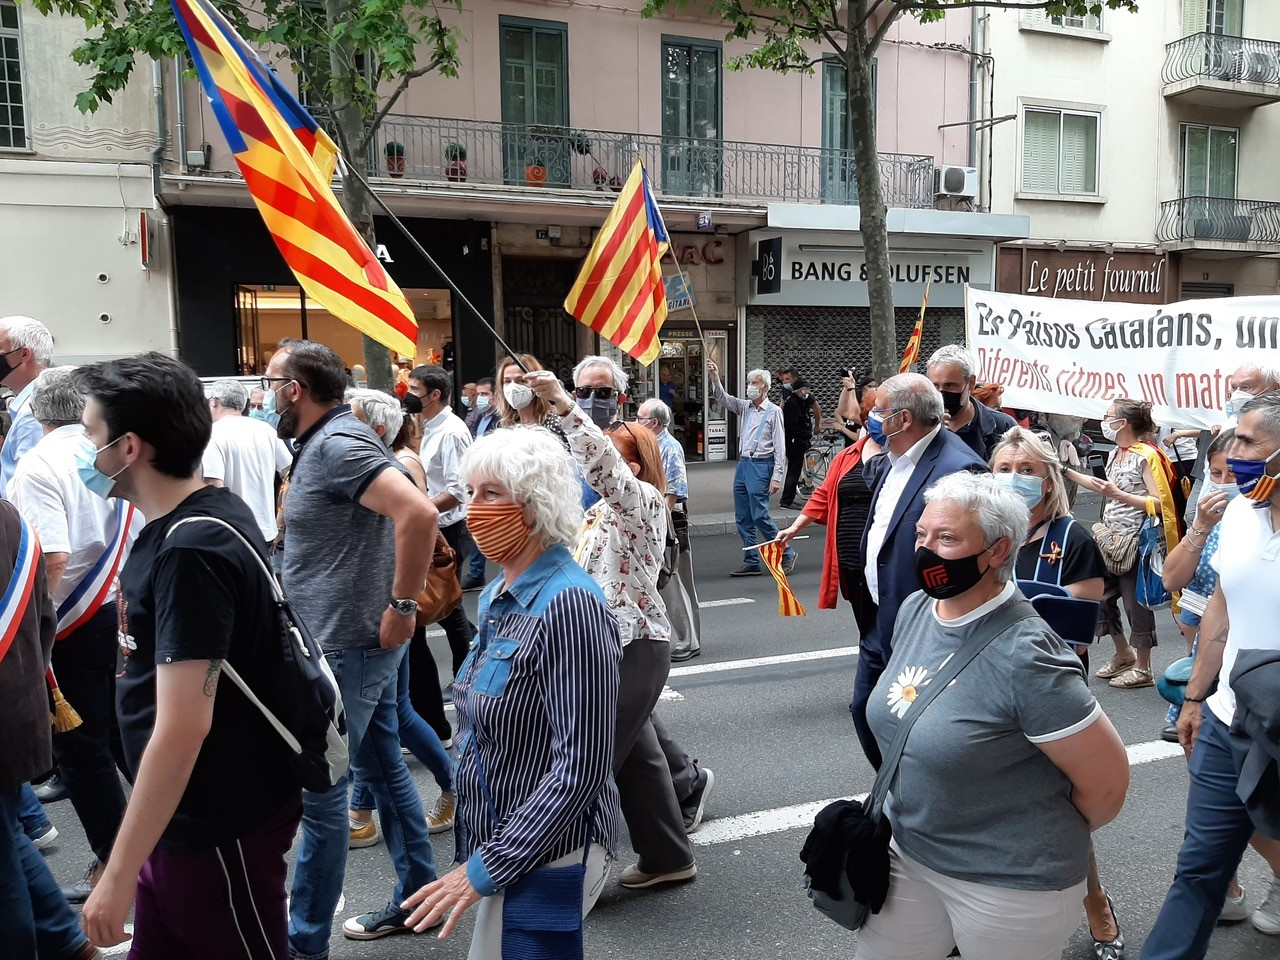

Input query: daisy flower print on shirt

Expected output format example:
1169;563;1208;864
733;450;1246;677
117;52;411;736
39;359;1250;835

886;666;931;718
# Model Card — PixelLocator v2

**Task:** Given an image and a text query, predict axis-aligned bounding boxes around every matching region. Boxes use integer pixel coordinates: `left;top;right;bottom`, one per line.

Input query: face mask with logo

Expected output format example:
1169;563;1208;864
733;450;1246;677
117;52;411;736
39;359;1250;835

1226;389;1255;419
746;385;763;402
914;543;993;600
75;434;127;500
1227;447;1280;503
578;395;619;429
503;382;534;410
467;501;533;563
476;395;491;411
994;471;1045;512
1201;478;1241;501
940;389;966;417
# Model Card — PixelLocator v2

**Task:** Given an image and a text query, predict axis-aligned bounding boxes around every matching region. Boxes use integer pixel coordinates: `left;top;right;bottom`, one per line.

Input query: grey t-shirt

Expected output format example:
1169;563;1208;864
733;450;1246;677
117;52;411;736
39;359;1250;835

282;407;399;652
867;587;1100;891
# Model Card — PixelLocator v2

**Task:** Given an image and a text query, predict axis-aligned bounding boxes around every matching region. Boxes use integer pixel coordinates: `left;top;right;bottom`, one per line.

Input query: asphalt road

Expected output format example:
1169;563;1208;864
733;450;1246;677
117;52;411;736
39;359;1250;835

39;527;1278;959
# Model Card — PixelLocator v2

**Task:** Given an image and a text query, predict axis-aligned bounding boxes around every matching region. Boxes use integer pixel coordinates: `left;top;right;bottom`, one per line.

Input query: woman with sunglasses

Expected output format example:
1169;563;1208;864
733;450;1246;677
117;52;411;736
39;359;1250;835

526;366;699;891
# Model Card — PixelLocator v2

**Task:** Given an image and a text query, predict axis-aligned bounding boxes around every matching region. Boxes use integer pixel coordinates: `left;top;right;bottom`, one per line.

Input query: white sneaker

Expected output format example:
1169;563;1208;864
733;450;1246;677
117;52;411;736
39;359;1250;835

1220;886;1248;923
1253;876;1280;935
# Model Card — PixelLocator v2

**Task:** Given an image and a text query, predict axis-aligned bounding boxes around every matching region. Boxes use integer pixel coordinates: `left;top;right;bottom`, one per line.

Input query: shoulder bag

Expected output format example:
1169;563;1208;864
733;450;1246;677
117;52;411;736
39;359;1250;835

803;597;1038;931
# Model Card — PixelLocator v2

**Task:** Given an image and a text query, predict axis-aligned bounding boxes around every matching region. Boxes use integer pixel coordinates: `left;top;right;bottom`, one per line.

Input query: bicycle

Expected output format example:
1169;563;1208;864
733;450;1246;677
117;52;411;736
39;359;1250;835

799;429;843;495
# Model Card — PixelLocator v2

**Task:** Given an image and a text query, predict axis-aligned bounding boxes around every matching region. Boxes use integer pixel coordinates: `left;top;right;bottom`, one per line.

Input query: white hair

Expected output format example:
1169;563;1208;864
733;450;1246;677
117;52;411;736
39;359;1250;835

573;354;629;393
210;379;249;411
1233;362;1280;391
927;344;976;381
747;368;772;388
345;387;404;442
638;398;672;427
30;366;83;426
924;472;1028;581
881;372;944;428
0;316;54;366
461;426;585;549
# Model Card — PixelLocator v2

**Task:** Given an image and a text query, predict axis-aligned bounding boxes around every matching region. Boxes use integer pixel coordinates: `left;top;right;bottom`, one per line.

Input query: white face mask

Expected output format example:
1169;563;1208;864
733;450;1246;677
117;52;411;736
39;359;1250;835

503;382;534;410
1101;418;1123;442
746;385;763;401
1226;389;1255;419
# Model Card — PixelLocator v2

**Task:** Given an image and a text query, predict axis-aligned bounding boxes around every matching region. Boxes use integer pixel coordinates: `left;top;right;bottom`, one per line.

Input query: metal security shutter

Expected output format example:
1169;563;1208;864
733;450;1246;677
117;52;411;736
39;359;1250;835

1180;282;1234;299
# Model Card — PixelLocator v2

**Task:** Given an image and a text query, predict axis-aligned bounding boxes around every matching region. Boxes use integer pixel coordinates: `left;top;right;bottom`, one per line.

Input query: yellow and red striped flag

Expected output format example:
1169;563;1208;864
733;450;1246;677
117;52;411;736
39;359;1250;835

898;277;932;373
564;160;670;365
171;0;417;357
758;541;806;617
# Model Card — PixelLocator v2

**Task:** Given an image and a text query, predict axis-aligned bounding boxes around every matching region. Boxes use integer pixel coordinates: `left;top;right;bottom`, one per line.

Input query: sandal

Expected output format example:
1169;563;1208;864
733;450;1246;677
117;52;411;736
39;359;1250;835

1095;655;1137;679
1109;667;1154;689
1087;892;1125;960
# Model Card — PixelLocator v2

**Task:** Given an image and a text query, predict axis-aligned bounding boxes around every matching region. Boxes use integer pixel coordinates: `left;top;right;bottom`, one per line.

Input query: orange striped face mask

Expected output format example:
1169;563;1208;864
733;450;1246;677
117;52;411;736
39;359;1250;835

467;502;533;563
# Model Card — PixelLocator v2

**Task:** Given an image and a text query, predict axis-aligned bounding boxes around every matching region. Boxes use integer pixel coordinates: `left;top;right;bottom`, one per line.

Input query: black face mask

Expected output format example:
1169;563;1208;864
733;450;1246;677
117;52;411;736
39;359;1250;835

940;389;967;417
0;347;24;385
579;395;619;429
914;544;991;599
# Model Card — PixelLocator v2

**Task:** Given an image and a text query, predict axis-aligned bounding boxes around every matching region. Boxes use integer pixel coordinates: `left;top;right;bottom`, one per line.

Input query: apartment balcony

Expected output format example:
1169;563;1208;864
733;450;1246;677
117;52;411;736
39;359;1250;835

1162;33;1280;109
370;116;936;212
1157;197;1280;255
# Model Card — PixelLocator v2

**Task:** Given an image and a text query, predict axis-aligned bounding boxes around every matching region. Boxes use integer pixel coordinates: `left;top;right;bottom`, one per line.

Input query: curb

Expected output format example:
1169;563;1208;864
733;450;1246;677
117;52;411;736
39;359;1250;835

689;509;807;539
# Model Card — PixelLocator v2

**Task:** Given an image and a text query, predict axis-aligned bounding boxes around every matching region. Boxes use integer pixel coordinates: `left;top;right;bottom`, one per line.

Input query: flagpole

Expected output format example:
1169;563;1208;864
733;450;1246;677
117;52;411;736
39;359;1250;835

339;159;529;373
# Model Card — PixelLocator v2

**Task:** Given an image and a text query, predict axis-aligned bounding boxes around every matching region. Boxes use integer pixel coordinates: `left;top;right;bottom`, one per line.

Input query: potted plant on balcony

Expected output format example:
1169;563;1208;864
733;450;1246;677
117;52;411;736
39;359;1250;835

444;142;467;182
525;151;548;187
385;140;405;178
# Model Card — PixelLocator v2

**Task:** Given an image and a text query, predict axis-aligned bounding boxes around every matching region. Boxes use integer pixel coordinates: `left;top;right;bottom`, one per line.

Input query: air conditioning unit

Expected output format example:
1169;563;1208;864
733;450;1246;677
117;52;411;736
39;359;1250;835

934;165;979;199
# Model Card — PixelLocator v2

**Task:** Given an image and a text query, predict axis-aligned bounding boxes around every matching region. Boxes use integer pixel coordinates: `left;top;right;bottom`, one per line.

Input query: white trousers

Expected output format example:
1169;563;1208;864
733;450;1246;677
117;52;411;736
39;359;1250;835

467;845;612;960
854;842;1086;960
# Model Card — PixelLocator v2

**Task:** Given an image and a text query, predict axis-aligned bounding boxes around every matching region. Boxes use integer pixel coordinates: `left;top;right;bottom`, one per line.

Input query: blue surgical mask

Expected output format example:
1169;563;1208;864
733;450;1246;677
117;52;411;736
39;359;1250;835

248;407;269;422
994;472;1045;512
261;386;283;429
866;409;904;446
1202;478;1241;501
476;394;491;410
74;434;126;500
460;396;472;409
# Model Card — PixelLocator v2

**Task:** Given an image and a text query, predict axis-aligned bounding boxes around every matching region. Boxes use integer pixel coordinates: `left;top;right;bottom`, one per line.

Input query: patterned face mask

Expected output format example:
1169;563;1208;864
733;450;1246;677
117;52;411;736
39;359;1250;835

467;501;533;563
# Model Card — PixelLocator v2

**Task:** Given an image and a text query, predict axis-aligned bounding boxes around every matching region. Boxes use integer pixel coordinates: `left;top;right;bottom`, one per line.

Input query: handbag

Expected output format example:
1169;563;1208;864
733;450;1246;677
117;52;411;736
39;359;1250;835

1091;521;1140;577
802;597;1038;931
416;533;462;627
1135;500;1172;611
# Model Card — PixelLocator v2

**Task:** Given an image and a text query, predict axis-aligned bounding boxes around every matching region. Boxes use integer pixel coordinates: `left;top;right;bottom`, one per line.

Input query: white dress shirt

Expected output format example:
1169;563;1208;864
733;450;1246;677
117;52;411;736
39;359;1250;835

420;406;472;528
863;423;942;603
201;414;292;542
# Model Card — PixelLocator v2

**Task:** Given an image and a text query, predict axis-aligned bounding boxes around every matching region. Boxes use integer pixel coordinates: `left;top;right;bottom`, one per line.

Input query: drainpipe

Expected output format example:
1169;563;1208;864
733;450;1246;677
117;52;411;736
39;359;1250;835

150;59;167;197
174;59;188;171
969;6;980;172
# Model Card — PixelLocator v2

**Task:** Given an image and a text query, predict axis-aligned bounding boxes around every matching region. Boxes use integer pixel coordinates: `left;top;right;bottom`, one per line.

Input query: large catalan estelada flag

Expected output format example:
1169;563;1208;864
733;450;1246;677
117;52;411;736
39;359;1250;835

564;159;670;365
759;541;806;617
898;278;932;373
170;0;418;357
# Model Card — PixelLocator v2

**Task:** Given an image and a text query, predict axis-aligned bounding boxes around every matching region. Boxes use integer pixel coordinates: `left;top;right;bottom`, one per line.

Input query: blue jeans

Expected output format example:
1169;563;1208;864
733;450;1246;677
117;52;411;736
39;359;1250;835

0;786;87;960
466;543;487;584
16;783;50;840
350;650;452;809
1141;708;1257;960
288;644;437;960
734;458;794;571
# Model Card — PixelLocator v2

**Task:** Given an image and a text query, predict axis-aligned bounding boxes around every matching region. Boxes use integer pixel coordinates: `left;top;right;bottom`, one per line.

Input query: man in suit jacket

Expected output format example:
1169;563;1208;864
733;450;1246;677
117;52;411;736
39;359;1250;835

855;373;988;768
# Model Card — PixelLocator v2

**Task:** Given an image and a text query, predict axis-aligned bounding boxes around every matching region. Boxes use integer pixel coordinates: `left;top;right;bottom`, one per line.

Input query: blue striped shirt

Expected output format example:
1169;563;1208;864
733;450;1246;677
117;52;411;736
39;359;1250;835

456;543;623;895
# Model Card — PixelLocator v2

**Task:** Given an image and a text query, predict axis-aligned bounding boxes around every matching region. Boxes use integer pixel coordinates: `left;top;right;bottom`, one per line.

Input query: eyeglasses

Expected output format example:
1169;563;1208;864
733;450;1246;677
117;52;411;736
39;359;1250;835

261;376;306;392
574;386;616;400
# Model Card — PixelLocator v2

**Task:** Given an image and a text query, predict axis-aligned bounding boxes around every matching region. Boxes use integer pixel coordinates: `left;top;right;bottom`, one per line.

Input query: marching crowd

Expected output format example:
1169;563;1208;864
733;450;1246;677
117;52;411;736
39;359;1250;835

1;310;1278;960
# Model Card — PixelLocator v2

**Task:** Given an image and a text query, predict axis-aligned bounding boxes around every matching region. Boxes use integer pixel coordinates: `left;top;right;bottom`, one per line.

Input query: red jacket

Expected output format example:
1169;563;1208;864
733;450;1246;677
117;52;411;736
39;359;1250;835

800;436;870;610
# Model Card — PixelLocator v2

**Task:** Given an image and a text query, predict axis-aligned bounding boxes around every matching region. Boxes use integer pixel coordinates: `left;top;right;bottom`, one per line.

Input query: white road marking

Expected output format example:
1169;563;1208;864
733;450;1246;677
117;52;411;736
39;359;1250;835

699;597;755;608
424;629;445;638
692;739;1184;846
658;685;685;701
669;646;859;679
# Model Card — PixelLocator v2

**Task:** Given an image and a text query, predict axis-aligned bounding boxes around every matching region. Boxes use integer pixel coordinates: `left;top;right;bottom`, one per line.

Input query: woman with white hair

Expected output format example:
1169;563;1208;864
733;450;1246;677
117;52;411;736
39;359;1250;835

855;472;1129;960
402;426;621;957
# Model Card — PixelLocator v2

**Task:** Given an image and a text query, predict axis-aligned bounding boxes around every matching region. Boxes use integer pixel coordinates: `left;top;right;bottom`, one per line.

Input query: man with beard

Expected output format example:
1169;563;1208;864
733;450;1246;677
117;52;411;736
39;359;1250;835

926;345;1017;460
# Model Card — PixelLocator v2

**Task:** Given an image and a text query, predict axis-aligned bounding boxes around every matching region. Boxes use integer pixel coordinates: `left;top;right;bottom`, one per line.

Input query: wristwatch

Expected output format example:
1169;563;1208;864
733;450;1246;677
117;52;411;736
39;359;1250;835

389;597;419;617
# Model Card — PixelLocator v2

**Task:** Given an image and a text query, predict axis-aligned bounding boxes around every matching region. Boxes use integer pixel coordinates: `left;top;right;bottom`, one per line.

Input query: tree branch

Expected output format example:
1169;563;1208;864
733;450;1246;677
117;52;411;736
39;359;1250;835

793;0;847;54
867;5;902;53
355;58;443;154
892;0;1059;11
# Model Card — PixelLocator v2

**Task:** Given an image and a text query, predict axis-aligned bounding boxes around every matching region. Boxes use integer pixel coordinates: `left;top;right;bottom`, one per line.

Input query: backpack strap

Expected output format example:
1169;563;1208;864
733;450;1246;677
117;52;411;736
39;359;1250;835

1034;516;1074;587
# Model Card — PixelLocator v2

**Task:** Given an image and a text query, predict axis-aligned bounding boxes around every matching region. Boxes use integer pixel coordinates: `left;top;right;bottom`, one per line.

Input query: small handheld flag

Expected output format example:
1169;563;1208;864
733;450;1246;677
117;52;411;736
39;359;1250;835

758;541;806;617
170;0;418;357
899;278;932;373
564;160;670;365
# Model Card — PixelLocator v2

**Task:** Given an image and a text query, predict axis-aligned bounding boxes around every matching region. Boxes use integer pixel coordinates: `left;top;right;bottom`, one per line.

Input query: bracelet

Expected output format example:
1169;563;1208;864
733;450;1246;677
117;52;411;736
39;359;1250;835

1181;538;1203;553
1183;695;1206;704
1185;528;1207;545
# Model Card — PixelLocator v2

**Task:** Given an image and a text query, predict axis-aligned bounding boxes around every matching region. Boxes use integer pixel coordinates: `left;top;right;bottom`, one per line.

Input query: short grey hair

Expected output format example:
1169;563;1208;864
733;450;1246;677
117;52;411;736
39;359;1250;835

638;398;672;428
924;471;1028;581
1233;362;1280;392
881;372;944;428
1241;392;1280;444
30;366;83;426
346;387;404;442
747;368;772;388
0;316;54;366
926;344;976;381
209;379;249;411
461;426;585;549
989;426;1071;521
573;354;629;393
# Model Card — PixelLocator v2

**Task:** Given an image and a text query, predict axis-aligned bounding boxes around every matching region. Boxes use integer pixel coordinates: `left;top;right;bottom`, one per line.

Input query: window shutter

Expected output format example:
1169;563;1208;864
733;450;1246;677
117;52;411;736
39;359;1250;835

1022;109;1060;192
1060;113;1099;194
1182;0;1206;34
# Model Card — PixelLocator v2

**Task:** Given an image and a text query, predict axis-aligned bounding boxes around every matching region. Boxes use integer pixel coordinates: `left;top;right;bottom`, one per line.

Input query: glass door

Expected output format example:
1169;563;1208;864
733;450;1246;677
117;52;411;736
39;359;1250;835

234;285;261;374
499;19;570;186
1181;124;1239;238
661;38;721;198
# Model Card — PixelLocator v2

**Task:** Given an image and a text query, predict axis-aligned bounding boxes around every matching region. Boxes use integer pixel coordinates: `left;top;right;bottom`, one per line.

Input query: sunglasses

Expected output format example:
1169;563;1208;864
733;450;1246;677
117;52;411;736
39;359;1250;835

575;386;617;400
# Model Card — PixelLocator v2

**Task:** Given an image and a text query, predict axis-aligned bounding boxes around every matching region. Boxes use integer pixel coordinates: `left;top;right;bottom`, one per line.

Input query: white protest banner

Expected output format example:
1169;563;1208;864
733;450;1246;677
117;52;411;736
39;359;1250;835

964;286;1280;429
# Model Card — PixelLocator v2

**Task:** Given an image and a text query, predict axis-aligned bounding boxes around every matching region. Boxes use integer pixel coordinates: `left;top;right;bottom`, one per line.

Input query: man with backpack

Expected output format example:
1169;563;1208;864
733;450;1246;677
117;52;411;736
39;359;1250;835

74;353;303;958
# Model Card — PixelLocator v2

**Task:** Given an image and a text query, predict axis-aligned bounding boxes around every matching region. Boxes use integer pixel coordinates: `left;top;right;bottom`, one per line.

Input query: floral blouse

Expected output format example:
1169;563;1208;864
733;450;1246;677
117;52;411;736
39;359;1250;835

1101;449;1148;536
560;408;670;645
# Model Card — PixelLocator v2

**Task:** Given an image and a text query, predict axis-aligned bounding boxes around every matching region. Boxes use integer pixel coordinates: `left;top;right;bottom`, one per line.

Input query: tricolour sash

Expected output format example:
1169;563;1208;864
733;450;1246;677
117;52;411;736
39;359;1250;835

56;500;135;641
0;515;41;665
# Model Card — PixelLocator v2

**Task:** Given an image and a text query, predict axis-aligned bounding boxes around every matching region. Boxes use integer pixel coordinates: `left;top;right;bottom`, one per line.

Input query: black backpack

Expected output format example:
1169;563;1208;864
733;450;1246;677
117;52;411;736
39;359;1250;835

165;516;349;793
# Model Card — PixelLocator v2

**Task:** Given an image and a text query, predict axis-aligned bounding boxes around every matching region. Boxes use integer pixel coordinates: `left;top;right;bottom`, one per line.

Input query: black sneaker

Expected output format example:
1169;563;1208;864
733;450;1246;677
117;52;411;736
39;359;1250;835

342;902;420;940
729;565;762;577
60;859;101;904
1161;723;1180;743
681;766;715;834
33;773;68;804
781;554;797;574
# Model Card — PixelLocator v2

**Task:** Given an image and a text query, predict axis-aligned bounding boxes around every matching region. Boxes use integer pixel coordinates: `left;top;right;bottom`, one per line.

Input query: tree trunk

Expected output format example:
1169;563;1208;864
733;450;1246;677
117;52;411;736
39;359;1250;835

326;0;395;393
846;29;897;380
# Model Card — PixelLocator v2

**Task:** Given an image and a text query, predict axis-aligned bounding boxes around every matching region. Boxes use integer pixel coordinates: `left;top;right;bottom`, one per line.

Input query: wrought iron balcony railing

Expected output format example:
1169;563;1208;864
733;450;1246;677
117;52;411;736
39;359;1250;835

1156;197;1280;245
370;116;936;209
1162;32;1280;86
